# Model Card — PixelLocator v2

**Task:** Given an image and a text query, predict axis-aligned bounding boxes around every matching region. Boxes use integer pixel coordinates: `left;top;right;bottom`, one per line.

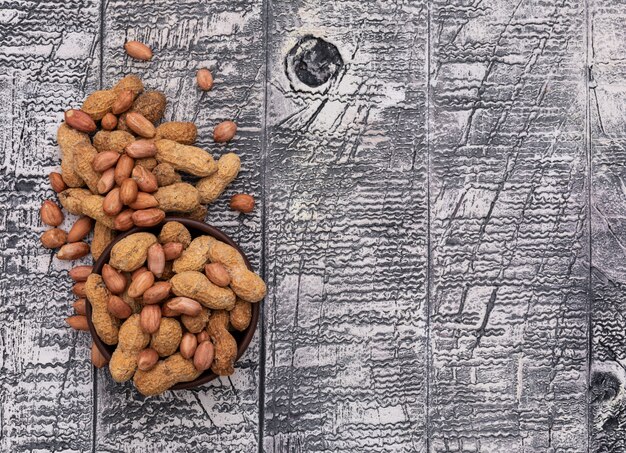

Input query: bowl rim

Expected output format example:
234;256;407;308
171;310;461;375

86;216;260;391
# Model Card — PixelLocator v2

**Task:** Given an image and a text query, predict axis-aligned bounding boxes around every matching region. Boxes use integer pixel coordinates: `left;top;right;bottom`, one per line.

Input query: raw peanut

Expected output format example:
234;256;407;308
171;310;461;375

103;188;123;216
207;239;266;303
171;271;235;310
196;153;240;204
126;112;156;138
65;109;97;133
82;90;116;120
81;195;116;229
133;353;200;396
159;221;191;247
147;243;165;277
196;68;213;91
91;222;116;261
73;298;87;315
173;235;213;273
142;282;171;305
120;178;139;205
137;348;159;371
67;216;93;242
59;188;91;215
57;123;88;187
57;242;90;260
153;163;181;187
132;208;165;227
110;232;158;272
213;120;237;143
129;192;158;210
128;270;154;298
150;318;182;357
125;139;156;158
113;75;144;96
49;172;67;193
40;228;67;249
140;305;161;334
117;91;166;132
193;341;215;372
73;142;101;193
93;130;135;153
66;315;89;331
69;265;93;282
155;139;217;177
97;168;116;194
178;204;207;222
124;40;153;61
111;89;135;115
86;273;121;345
204;263;231;287
166;297;202;317
114;209;135;231
91;342;108;368
154;183;200;213
155;122;197;145
161;303;179;317
230;194;255;213
115;154;135;185
179;332;198;359
92;151;120;172
181;307;210;334
72;282;86;297
196;330;209;343
108;295;132;319
207;310;237;376
102;264;128;294
230;298;252;331
163;242;183;260
132;165;158;193
136;157;157;171
40;200;64;226
132;266;148;281
101;113;118;130
109;314;150;382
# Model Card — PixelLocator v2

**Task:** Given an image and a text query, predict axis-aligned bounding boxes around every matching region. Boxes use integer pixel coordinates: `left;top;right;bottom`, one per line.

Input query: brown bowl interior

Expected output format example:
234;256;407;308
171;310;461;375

86;217;260;390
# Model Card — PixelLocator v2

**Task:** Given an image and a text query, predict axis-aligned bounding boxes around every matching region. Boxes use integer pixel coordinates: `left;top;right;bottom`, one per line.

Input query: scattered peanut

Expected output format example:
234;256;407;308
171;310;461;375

213;120;237;143
196;69;214;91
67;216;93;243
40;200;64;227
40;228;67;249
230;193;255;213
124;40;153;61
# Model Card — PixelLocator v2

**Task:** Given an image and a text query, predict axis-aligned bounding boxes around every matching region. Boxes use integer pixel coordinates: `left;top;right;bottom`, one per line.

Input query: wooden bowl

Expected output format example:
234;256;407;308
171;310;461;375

86;217;260;390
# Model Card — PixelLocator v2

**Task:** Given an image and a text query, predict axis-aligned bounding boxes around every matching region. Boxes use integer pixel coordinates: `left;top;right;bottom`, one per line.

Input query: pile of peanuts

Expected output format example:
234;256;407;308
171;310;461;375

39;41;264;395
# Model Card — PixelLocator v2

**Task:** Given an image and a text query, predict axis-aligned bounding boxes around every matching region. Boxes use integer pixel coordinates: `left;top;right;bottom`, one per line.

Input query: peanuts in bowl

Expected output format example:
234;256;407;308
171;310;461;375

87;218;265;396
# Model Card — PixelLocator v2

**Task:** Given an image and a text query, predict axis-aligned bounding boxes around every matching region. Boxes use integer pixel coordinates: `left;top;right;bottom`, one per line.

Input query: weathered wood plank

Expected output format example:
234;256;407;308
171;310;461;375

263;2;429;451
589;1;626;451
95;1;264;451
0;1;101;451
429;0;589;451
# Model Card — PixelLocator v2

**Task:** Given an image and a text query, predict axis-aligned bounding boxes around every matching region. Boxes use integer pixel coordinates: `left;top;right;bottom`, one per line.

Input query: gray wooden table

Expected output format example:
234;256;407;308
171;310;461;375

1;0;624;451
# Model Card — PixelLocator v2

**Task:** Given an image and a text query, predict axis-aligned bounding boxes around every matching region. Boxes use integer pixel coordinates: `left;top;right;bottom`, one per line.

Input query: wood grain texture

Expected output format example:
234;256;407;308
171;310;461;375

589;1;626;451
0;1;100;451
263;1;429;451
429;0;589;451
95;1;264;451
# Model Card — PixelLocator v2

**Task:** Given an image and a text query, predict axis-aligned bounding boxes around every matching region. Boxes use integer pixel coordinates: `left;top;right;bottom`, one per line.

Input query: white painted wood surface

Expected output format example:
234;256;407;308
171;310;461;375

1;0;626;451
